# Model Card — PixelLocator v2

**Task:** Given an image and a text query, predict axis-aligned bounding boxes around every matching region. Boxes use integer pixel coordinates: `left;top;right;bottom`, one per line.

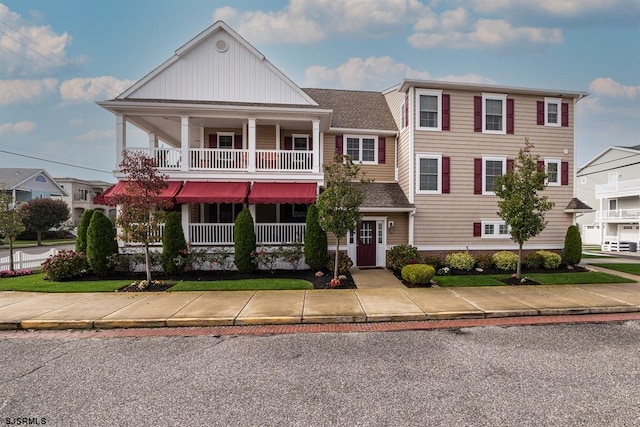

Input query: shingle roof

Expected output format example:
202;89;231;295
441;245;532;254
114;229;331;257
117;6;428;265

353;182;414;209
302;88;398;131
0;168;43;189
616;144;640;151
564;197;594;212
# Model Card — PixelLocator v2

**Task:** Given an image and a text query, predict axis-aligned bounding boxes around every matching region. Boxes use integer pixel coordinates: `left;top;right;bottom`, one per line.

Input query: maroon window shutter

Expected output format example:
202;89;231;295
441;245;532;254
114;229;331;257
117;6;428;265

561;103;569;127
537;160;545;185
442;94;450;131
309;137;313;151
506;98;515;134
537;101;545;125
378;137;386;164
404;95;409;128
335;135;343;155
442;156;450;194
474;96;482;132
473;222;481;237
234;135;242;149
474;158;482;194
208;134;217;148
561;161;569;185
507;159;514;172
284;136;292;150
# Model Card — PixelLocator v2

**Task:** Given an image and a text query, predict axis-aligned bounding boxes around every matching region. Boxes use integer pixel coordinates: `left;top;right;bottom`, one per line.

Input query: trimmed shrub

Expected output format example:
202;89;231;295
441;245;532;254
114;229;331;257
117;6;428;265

234;209;256;273
537;250;562;269
75;209;94;253
401;264;435;285
492;251;519;271
423;255;443;270
563;225;582;266
475;254;494;270
304;204;328;271
524;252;544;270
86;211;118;276
445;252;476;271
161;211;187;275
42;250;89;281
387;244;420;271
326;251;353;274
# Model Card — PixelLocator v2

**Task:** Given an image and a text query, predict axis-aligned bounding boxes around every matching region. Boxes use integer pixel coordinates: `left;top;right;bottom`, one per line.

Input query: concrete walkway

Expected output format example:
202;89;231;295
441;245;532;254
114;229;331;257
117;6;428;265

1;265;638;330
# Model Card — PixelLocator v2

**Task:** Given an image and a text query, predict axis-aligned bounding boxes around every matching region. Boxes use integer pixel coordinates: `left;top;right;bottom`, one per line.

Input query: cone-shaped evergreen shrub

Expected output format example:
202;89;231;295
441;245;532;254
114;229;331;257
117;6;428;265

162;211;187;275
304;204;328;271
234;209;256;273
75;209;94;253
86;211;118;276
563;225;582;266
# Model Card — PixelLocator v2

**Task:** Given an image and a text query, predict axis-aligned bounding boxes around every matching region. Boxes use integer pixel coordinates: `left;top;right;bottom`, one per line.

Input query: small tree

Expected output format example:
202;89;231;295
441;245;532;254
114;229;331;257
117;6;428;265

0;188;26;271
19;198;70;245
234;209;256;273
161;211;187;275
86;211;118;276
494;138;555;279
316;154;367;280
304;204;328;271
564;225;582;266
75;209;94;253
110;150;172;283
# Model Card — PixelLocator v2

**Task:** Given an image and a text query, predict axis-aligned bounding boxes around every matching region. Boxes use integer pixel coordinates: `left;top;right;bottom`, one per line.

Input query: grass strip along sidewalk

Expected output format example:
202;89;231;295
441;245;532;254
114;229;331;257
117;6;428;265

435;271;634;287
591;263;640;277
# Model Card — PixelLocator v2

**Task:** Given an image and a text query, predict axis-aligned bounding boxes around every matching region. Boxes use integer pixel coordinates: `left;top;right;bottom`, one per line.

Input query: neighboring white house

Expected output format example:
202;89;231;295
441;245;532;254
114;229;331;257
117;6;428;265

54;177;115;225
576;145;640;251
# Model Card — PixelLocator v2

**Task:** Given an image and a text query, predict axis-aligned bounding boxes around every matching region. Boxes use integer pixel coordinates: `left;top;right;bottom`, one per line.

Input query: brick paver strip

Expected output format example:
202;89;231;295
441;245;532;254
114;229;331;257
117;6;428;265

1;311;639;340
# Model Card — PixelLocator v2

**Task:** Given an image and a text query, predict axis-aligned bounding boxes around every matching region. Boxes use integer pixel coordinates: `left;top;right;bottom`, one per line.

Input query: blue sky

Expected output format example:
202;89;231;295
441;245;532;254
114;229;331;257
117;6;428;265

1;0;638;182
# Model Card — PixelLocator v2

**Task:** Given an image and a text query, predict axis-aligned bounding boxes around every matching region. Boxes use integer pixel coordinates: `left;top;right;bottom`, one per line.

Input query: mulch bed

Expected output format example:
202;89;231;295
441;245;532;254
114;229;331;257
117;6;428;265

111;268;356;292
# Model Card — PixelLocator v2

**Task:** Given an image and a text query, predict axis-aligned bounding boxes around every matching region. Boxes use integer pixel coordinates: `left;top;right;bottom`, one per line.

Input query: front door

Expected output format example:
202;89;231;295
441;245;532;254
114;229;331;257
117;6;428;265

356;221;376;267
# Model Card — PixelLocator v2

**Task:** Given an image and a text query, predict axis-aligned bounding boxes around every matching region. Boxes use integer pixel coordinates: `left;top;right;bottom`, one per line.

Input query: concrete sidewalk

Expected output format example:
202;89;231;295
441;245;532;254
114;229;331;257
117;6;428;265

1;279;639;331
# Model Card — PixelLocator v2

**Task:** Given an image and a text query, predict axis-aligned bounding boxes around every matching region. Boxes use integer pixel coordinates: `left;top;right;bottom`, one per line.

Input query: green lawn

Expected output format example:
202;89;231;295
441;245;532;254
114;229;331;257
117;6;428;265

0;238;75;249
591;263;640;277
434;271;635;287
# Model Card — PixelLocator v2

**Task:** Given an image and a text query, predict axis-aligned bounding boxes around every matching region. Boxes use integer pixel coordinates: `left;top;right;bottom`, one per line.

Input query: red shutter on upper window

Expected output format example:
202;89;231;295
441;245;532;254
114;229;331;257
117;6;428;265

537;160;545;185
537;101;545;125
309;137;313;150
208;134;217;148
335;135;343;155
378;137;386;164
561;161;569;185
442;156;450;193
234;135;242;149
404;94;409;128
474;158;482;194
442;94;450;131
473;222;481;237
507;159;514;172
284;136;292;150
474;96;482;132
561;103;569;127
506;98;515;134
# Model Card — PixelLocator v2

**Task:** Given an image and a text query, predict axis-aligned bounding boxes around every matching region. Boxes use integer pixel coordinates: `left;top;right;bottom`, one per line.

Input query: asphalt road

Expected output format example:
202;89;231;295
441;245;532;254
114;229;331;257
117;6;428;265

1;322;639;426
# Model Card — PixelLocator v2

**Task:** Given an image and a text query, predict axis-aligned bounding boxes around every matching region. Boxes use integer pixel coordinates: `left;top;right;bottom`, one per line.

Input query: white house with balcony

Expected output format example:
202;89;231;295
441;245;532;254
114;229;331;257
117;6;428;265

54;177;115;225
576;144;640;251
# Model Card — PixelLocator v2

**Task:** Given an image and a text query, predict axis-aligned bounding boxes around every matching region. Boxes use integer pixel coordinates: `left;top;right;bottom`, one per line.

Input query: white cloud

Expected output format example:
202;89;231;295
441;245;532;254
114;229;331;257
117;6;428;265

305;56;430;90
0;121;36;135
471;0;639;18
73;129;114;142
0;79;58;105
589;77;640;99
60;76;134;103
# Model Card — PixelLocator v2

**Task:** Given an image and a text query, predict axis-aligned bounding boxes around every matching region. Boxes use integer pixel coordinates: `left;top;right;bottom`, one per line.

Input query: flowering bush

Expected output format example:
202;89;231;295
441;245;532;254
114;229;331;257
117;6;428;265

445;252;476;271
492;251;519;271
523;252;545;270
0;269;32;278
474;254;494;270
537;250;562;269
41;250;89;281
423;255;443;270
278;241;304;272
326;251;353;274
253;247;279;273
387;244;420;271
437;266;450;276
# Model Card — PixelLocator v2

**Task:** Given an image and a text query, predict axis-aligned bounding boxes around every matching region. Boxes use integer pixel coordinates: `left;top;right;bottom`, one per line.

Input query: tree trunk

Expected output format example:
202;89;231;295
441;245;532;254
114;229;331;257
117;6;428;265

334;237;341;280
9;237;14;271
144;242;152;283
517;242;523;279
36;230;42;246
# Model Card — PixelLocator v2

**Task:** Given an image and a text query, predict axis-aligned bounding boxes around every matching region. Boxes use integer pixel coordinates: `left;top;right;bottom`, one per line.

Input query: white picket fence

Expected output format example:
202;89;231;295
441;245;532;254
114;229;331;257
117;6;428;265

0;249;58;271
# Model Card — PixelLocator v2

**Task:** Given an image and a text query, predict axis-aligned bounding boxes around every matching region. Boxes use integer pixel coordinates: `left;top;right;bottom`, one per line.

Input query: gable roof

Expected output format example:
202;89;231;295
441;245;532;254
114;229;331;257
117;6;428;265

303;88;397;132
577;145;640;173
0;168;68;196
118;21;317;106
354;182;414;211
564;197;594;213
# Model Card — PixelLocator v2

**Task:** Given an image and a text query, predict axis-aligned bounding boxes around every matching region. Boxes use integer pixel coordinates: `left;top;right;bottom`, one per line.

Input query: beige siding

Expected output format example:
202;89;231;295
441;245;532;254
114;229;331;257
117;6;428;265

256;125;276;149
386;212;409;246
410;89;576;250
322;133;396;182
384;90;405;131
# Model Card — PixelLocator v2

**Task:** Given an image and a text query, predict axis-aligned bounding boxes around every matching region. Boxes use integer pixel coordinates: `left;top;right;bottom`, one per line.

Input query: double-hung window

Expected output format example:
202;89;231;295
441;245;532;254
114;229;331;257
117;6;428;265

416;154;442;194
416;89;442;131
545;98;561;127
217;132;234;149
483;94;506;134
292;134;309;151
545;159;561;186
483;157;506;195
482;220;510;238
344;135;377;164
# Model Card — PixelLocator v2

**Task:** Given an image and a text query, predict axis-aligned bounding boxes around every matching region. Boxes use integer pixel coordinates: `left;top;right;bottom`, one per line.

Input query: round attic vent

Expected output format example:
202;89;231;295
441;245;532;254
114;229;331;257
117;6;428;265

215;39;228;53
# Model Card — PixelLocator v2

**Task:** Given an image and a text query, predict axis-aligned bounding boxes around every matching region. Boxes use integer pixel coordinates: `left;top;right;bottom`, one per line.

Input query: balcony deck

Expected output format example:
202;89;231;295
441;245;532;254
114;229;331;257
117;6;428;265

596;209;640;222
596;179;640;198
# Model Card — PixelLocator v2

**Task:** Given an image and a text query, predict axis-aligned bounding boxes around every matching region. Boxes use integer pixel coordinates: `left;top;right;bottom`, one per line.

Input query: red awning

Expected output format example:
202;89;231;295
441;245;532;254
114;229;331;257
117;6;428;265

175;181;250;204
248;182;317;204
102;181;183;204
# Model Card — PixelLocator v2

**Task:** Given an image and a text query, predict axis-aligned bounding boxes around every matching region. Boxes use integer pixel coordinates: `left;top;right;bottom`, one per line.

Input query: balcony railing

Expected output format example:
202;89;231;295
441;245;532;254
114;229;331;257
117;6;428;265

186;223;305;245
596;209;640;221
125;148;314;172
596;179;640;197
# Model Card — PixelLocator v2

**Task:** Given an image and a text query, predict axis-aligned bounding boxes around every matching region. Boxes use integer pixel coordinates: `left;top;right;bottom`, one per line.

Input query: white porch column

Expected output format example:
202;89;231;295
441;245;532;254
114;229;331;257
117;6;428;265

181;116;190;171
312;120;320;173
116;114;126;166
599;198;604;248
148;133;158;148
249;204;256;221
181;204;190;243
408;210;415;246
248;118;256;172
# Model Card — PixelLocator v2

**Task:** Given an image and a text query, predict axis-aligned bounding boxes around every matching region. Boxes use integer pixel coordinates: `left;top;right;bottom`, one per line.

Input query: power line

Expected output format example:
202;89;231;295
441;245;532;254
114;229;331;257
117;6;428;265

0;27;64;66
0;149;112;174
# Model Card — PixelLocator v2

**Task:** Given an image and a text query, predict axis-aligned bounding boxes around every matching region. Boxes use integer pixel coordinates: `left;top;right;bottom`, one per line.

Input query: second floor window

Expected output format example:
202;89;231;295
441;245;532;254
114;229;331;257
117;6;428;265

345;135;377;164
293;135;309;151
79;189;88;200
416;154;441;194
416;89;442;131
217;133;234;149
483;157;506;195
545;159;561;185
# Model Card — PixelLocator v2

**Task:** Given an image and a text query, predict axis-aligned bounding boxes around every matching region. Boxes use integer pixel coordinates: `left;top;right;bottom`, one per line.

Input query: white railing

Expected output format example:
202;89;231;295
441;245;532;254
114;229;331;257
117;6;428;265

189;224;235;245
603;240;631;252
596;209;640;221
190;148;249;170
255;223;305;245
255;150;313;171
0;249;58;271
125;148;182;169
596;179;640;197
